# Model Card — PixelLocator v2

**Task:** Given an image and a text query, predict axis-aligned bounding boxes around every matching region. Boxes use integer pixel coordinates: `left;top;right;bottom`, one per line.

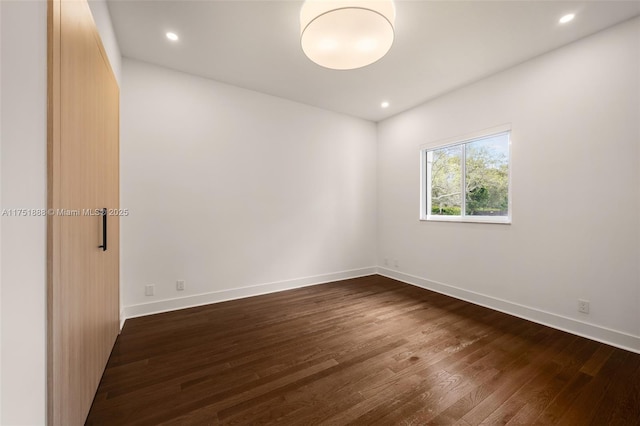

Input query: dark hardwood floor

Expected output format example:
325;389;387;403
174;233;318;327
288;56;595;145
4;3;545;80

86;275;640;425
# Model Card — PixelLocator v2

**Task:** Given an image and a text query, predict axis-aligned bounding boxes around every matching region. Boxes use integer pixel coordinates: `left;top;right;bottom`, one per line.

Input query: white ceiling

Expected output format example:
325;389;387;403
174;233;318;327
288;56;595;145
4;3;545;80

107;0;640;122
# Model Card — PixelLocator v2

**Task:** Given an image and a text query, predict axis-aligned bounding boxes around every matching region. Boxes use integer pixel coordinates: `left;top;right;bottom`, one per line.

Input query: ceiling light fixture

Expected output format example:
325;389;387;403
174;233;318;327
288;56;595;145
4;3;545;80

300;0;396;70
166;32;179;41
559;14;575;24
381;101;389;108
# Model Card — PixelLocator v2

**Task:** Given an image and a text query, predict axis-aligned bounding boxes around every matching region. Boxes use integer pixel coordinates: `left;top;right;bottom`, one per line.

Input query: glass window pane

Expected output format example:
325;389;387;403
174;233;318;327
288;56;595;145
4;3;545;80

465;133;509;217
430;145;462;215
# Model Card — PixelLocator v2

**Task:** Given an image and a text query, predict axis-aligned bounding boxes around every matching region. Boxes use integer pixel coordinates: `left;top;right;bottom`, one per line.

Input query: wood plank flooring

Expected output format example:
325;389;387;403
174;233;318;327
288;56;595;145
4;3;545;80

86;275;640;425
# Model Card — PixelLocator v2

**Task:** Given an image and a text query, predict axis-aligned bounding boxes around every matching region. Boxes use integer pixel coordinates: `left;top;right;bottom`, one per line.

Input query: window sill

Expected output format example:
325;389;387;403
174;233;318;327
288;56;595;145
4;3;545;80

420;215;511;225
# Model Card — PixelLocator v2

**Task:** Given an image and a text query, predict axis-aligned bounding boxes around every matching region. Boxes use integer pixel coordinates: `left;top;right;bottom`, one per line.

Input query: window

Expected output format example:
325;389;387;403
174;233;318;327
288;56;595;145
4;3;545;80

421;127;511;224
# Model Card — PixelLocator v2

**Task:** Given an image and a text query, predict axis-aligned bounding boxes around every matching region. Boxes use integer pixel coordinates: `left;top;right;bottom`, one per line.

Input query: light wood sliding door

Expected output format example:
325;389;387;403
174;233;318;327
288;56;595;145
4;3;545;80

47;0;120;424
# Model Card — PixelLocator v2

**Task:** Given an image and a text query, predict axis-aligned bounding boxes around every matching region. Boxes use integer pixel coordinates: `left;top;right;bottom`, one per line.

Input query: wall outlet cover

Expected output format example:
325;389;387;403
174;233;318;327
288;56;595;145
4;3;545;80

578;299;590;314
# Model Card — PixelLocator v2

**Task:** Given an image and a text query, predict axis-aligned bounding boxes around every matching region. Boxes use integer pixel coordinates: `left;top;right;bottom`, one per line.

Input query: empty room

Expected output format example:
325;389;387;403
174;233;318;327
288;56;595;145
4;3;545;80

1;0;639;424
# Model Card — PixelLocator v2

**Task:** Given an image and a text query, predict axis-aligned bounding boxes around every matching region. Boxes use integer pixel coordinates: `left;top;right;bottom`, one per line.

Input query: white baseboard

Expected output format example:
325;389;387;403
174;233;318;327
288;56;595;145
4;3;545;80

123;267;377;319
377;267;640;354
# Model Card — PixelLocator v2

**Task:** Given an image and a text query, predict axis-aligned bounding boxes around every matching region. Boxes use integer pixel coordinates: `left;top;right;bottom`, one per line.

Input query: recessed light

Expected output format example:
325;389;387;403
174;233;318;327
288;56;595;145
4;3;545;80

381;101;390;108
559;14;575;24
166;32;179;41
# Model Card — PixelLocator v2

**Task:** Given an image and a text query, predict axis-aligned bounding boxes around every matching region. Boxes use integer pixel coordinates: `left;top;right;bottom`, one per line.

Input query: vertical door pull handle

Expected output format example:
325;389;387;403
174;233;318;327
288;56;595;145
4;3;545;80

99;208;107;251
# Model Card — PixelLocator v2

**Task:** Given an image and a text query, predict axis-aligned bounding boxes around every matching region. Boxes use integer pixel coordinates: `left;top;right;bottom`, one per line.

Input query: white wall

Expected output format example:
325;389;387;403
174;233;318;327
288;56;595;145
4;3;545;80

1;3;3;419
121;59;377;316
0;1;48;424
377;17;640;352
88;0;121;84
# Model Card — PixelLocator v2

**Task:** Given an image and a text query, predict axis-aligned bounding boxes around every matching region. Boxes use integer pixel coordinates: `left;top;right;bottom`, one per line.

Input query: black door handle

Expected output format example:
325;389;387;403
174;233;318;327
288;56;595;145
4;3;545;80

99;208;107;251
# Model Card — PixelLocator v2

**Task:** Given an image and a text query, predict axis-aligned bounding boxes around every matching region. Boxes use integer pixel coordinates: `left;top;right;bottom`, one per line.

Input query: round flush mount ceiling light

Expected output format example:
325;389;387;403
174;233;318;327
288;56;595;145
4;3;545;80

166;32;179;41
300;0;396;70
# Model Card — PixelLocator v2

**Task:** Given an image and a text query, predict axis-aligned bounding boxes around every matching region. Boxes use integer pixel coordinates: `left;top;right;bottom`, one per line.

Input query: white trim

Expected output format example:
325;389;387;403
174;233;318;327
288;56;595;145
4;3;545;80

421;149;430;218
123;267;377;319
376;267;640;354
119;309;126;332
461;142;467;215
419;123;513;151
422;215;511;225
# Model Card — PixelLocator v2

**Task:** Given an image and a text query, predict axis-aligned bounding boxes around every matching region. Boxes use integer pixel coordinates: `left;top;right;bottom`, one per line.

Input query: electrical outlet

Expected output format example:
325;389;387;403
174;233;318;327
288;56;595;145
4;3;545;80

145;284;154;296
176;280;185;291
394;259;399;268
384;258;388;266
578;299;590;314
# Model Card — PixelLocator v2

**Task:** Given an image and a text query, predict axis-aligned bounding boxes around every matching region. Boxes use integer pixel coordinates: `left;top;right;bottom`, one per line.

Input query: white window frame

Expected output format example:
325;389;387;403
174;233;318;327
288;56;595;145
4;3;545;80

420;124;512;224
